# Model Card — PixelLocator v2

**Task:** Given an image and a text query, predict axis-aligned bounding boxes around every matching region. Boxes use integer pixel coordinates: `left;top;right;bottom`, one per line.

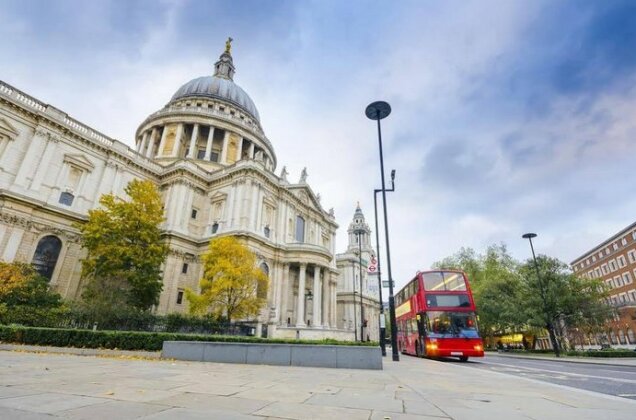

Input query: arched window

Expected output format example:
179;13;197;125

627;329;635;344
257;262;269;299
31;235;62;281
211;222;219;234
295;216;305;242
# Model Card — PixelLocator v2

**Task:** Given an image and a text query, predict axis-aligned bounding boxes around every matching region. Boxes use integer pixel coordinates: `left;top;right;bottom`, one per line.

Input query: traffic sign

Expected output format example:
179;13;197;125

382;280;395;288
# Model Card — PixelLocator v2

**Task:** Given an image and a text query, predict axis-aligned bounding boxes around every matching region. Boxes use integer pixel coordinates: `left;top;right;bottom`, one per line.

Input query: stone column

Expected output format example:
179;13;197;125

188;124;199;158
172;123;183;157
322;269;330;328
296;263;307;327
312;266;321;327
204;126;215;161
221;130;230;163
1;228;24;261
250;181;259;231
330;280;337;328
14;128;48;188
236;137;244;161
146;128;158;158
31;135;60;191
279;263;290;325
139;131;149;154
157;126;168;157
248;142;255;159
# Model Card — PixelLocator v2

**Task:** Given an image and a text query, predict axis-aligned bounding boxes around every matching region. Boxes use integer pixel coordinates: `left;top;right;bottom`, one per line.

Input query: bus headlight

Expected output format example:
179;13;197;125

474;344;483;352
426;343;438;351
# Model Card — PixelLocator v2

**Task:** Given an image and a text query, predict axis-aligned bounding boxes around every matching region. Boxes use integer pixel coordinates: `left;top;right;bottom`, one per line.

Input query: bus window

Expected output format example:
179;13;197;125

422;272;467;291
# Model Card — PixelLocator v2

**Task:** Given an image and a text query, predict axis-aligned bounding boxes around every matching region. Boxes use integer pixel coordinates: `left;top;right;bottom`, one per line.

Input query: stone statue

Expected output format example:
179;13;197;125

316;193;321;203
225;37;233;53
280;166;289;182
299;167;308;183
329;207;335;217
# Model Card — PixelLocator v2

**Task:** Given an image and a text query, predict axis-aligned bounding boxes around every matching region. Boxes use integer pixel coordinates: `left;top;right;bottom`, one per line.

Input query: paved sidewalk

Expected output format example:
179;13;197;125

488;351;636;366
0;350;634;419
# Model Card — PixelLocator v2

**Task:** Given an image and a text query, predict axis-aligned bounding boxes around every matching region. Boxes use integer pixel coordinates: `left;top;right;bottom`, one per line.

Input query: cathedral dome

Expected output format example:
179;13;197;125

171;75;260;122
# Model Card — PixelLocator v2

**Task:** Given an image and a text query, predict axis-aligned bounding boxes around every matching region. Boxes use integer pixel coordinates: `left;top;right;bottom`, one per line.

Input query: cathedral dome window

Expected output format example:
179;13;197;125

211;222;219;234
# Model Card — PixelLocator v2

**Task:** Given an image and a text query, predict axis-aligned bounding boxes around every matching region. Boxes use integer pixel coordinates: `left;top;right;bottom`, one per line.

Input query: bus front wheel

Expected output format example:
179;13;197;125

459;356;468;362
415;342;422;358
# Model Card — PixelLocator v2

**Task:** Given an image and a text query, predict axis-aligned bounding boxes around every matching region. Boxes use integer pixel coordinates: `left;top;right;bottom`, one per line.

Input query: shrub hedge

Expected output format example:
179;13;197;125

0;325;377;351
565;350;636;358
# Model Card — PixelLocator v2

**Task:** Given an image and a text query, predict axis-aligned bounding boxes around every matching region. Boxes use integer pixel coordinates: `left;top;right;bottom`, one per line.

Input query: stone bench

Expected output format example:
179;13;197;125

161;341;383;370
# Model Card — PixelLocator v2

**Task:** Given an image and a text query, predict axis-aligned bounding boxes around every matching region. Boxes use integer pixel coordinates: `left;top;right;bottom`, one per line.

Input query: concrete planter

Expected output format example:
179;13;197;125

161;341;382;370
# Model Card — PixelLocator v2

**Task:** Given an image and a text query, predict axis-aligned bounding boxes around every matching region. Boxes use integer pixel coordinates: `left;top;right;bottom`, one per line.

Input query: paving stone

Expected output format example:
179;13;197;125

403;399;449;417
138;407;260;419
0;386;43;399
370;411;449;420
57;400;171;419
152;392;271;414
253;401;370;419
0;407;56;419
233;386;314;403
0;393;108;414
306;390;403;413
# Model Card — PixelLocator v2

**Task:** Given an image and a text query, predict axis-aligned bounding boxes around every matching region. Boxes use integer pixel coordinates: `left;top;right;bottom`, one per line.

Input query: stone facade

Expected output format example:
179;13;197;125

335;205;381;342
0;45;352;340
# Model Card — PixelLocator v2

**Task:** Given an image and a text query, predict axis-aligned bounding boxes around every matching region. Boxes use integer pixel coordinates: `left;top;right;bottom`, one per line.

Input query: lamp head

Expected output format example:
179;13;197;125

522;233;537;239
365;101;391;120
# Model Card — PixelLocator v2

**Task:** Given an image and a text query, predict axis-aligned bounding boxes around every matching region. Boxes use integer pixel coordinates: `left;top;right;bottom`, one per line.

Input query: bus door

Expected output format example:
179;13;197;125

416;313;426;356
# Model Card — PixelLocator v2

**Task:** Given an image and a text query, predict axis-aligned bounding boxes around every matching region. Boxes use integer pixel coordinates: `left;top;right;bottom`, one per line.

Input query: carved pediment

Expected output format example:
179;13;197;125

0;117;18;139
288;185;324;214
209;190;228;203
63;153;95;172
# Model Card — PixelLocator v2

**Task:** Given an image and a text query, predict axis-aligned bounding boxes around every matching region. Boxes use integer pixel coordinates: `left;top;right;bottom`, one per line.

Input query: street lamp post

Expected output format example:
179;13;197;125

522;232;561;357
354;228;365;342
366;101;399;362
373;169;395;356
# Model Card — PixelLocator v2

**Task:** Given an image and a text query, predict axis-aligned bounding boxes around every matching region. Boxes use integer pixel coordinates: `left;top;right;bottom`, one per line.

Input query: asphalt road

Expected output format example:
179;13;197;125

456;354;636;400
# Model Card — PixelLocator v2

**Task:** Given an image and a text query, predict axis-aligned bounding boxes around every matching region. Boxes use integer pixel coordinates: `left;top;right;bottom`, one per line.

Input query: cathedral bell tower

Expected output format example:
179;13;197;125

347;203;372;254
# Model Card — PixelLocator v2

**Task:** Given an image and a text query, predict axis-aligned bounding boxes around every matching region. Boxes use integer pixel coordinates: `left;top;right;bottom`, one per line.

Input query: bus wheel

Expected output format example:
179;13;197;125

415;342;422;358
459;356;468;362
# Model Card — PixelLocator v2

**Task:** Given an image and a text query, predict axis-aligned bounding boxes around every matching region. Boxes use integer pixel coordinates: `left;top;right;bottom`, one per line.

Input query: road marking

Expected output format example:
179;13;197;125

478;360;636;384
618;394;636;397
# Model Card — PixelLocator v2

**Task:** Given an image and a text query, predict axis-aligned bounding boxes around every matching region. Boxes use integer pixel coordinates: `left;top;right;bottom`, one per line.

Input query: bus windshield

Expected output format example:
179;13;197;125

426;311;479;338
422;272;467;291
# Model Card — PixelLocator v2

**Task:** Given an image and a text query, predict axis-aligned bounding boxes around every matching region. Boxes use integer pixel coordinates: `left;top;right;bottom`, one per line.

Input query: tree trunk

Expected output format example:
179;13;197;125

547;322;561;357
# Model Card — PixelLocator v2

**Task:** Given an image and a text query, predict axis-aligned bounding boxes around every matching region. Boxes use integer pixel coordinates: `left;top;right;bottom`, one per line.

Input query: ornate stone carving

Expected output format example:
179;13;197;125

299;167;308;183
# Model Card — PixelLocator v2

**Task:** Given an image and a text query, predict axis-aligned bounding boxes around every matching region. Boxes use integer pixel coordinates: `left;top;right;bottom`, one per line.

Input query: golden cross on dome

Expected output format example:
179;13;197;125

225;37;233;53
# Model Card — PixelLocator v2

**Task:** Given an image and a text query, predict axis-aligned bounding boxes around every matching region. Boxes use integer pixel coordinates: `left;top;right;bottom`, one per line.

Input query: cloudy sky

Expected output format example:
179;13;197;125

2;0;635;289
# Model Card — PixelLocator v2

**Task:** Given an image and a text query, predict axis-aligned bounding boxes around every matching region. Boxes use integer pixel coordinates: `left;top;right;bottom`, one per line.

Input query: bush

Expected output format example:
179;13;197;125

565;350;636;358
0;325;377;351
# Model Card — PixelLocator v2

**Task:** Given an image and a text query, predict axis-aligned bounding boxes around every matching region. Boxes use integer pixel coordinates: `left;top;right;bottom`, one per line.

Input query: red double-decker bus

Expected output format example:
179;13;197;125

395;270;484;362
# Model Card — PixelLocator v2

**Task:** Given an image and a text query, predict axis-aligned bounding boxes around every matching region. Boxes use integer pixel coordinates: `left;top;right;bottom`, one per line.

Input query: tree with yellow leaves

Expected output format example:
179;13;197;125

77;179;168;312
186;236;268;323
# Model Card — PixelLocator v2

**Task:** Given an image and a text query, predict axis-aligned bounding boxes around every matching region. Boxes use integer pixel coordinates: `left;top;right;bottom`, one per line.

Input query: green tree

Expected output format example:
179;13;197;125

433;245;526;342
0;261;67;325
518;255;611;355
77;179;168;312
186;236;268;323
